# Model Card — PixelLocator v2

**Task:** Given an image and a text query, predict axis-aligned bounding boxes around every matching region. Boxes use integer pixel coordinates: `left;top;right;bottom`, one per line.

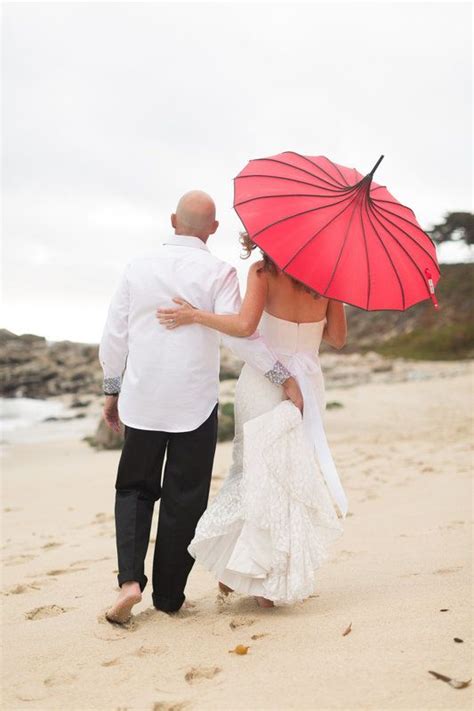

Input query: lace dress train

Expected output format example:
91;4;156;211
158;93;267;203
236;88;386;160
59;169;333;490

188;312;348;605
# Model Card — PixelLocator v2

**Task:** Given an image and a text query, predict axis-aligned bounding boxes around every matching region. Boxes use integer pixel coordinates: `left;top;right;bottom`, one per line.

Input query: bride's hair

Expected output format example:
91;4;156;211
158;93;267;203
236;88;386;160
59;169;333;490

239;231;323;300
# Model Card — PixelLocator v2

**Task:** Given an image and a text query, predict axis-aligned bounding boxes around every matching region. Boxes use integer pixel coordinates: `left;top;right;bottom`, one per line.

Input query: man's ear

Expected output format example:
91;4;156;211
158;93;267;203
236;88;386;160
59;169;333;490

171;213;177;229
209;220;219;235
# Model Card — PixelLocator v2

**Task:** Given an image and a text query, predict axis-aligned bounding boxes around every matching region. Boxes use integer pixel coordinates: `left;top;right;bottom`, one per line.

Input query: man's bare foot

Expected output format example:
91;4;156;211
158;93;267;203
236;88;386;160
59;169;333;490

105;581;142;624
255;596;274;608
218;581;234;595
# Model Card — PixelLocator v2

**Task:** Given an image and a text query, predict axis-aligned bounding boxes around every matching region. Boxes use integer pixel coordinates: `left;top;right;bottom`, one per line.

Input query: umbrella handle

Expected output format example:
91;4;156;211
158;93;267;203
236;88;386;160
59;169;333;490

424;268;439;310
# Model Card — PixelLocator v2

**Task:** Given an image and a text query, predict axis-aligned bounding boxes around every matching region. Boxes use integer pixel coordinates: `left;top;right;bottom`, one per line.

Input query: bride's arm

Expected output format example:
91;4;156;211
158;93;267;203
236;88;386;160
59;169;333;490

322;300;347;349
157;261;267;338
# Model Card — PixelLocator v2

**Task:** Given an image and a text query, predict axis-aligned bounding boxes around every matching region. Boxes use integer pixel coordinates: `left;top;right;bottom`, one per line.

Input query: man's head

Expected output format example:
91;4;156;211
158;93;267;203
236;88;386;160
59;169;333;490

171;190;219;241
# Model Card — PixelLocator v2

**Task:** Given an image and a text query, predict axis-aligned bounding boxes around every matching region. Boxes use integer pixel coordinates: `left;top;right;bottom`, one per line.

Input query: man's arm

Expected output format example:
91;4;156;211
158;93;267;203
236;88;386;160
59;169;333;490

98;266;130;430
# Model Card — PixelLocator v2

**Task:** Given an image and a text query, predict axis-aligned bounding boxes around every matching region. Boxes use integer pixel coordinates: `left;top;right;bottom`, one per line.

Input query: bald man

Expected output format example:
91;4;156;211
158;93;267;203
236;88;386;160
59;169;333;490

99;191;302;622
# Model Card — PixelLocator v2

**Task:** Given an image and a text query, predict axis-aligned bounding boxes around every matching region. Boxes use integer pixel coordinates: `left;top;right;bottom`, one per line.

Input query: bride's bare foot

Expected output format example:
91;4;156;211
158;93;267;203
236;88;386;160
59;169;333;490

218;581;234;595
105;581;142;624
255;596;274;608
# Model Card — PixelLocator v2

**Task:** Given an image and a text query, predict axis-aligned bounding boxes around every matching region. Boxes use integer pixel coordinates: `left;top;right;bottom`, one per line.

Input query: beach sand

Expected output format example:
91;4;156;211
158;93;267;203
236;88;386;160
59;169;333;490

1;367;472;710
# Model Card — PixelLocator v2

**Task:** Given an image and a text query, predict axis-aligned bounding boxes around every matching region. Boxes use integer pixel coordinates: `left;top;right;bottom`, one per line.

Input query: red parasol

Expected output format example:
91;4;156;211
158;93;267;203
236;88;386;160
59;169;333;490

233;152;440;311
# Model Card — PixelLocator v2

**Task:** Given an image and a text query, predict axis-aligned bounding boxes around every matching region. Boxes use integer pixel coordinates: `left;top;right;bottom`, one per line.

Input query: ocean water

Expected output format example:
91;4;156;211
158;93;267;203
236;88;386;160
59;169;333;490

0;397;99;445
0;398;65;435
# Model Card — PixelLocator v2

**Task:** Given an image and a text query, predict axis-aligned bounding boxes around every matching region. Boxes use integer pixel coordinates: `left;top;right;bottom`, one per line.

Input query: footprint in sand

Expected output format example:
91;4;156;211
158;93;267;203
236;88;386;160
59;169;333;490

47;558;106;577
432;566;463;575
216;589;234;608
46;566;87;576
361;492;379;501
25;604;72;620
133;644;167;657
400;572;421;578
4;553;36;566
92;512;114;524
101;657;121;667
3;582;41;595
95;610;137;639
41;541;63;550
184;666;221;684
43;672;77;687
439;520;466;531
331;549;361;563
229;616;256;630
16;693;47;703
169;602;198;620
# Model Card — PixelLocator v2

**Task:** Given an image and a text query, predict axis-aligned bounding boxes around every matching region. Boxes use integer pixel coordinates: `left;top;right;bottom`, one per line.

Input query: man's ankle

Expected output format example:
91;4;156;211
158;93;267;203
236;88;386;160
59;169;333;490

121;581;142;595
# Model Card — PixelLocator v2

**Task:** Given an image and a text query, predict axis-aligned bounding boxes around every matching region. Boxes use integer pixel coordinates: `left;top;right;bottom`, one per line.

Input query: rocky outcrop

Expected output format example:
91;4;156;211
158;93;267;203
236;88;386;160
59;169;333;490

1;263;472;399
0;330;102;399
0;329;242;400
321;263;474;359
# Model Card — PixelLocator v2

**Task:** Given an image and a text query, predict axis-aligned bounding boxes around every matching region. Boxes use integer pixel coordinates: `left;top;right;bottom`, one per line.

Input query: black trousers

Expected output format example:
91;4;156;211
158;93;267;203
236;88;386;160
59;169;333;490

114;403;218;613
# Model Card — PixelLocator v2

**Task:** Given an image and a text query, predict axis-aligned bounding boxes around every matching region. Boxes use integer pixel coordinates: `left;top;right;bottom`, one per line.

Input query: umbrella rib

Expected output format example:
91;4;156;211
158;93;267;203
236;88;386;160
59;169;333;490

359;201;371;309
367;201;430;294
246;157;344;191
280;189;363;271
370;202;440;274
321;194;362;296
373;197;416;217
372;199;438;252
364;198;406;309
235;173;350;194
248;192;359;242
234;191;357;208
283;151;350;187
372;201;441;260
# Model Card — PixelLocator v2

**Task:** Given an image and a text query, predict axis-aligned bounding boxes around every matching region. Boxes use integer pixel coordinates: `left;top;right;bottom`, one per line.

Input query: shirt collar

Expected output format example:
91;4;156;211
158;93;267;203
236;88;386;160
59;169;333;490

162;234;209;251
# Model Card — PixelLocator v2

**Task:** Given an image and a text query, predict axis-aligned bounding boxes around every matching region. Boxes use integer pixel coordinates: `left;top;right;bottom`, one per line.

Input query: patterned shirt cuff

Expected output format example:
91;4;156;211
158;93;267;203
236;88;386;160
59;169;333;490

264;360;292;386
103;376;121;395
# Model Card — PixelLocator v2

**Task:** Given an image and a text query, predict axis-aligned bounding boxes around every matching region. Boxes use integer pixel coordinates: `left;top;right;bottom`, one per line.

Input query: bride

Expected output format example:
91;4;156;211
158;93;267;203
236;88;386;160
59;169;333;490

157;232;349;608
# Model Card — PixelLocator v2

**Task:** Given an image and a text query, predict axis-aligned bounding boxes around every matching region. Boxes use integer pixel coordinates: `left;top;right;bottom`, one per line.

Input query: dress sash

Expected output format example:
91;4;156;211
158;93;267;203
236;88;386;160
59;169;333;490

286;352;348;519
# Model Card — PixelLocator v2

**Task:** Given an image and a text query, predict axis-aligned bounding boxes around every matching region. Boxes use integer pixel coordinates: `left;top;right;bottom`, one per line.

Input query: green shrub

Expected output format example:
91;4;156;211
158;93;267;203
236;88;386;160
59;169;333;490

218;401;235;442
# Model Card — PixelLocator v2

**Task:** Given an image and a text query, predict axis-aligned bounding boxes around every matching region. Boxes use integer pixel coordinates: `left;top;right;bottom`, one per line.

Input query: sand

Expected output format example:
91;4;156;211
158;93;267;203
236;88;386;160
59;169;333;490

1;367;473;710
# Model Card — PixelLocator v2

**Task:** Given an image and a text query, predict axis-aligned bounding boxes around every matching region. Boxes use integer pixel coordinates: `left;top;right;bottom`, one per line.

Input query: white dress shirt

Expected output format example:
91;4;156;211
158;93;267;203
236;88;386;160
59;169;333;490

99;234;291;432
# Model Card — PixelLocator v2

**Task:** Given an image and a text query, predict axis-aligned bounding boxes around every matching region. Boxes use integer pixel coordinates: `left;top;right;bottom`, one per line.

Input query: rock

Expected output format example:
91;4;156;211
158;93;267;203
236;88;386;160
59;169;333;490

0;331;101;399
86;418;124;450
372;362;394;373
43;413;86;422
18;333;47;344
0;329;20;343
70;398;91;409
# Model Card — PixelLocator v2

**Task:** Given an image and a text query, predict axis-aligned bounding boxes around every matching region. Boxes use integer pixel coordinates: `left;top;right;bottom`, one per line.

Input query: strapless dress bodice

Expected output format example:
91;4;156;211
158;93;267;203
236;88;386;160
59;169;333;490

259;311;326;356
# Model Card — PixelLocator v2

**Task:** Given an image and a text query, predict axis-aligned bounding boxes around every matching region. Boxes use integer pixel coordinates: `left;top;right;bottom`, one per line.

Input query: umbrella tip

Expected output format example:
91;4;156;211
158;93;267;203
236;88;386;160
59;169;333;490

368;155;384;177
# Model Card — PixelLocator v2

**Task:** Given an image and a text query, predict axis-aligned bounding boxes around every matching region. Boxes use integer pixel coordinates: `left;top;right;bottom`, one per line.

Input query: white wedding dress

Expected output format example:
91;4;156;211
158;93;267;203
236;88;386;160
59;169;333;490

188;311;349;605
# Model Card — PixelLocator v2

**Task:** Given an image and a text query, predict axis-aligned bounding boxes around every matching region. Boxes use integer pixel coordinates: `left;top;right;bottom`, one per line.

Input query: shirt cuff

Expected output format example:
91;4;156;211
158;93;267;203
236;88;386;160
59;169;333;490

264;360;292;385
103;376;121;395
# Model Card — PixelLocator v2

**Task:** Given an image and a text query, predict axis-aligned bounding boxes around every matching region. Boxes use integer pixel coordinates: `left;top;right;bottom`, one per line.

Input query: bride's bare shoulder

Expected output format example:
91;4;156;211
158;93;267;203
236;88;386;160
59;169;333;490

248;259;266;277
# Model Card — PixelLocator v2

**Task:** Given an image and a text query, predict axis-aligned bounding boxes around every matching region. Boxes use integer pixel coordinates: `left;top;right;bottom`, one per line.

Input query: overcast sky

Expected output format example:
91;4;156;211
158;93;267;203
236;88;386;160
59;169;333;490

2;1;472;342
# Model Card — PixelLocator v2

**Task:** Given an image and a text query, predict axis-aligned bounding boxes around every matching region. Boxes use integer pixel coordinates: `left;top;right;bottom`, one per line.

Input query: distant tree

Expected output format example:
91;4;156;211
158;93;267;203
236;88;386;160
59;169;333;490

429;212;474;245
